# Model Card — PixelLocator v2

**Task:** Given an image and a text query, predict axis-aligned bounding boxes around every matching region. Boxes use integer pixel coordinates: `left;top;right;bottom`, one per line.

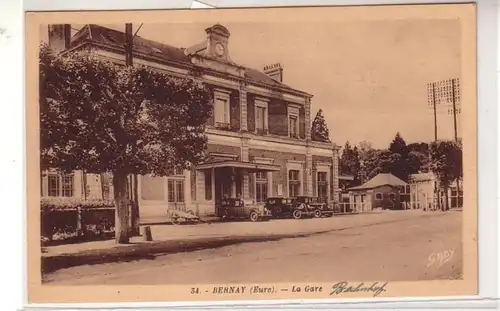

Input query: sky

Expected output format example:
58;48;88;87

42;18;462;149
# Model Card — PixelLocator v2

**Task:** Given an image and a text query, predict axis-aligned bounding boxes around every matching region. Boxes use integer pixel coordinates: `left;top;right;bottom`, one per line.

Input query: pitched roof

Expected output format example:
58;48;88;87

348;173;407;191
69;24;306;95
70;24;190;63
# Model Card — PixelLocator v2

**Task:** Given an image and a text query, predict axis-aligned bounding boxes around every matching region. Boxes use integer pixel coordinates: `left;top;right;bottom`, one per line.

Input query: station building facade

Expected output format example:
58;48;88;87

40;24;341;222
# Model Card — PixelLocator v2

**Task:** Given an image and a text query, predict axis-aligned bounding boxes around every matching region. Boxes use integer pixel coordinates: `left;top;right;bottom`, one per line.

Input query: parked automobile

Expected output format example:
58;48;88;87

264;197;313;219
306;196;334;218
216;198;272;222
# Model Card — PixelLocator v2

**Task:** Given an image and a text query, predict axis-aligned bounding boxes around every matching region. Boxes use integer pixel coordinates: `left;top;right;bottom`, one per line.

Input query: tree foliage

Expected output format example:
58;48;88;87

361;149;401;180
408;142;430;173
339;141;361;185
40;44;212;175
429;140;462;210
387;132;414;181
357;141;373;162
39;44;213;242
311;109;331;142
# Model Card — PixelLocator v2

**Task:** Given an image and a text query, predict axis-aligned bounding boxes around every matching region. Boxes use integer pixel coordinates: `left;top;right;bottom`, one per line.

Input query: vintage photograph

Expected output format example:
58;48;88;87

27;4;477;303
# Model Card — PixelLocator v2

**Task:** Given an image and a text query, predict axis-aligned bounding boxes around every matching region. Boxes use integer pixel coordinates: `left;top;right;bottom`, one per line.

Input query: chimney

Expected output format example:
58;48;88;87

48;24;71;53
263;63;283;83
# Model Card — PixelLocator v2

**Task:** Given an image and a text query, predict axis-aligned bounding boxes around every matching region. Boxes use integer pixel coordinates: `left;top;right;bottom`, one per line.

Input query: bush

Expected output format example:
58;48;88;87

41;197;116;242
41;197;114;212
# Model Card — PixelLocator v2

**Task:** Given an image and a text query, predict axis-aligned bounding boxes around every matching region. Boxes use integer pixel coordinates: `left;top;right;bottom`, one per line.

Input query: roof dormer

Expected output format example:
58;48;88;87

204;23;233;62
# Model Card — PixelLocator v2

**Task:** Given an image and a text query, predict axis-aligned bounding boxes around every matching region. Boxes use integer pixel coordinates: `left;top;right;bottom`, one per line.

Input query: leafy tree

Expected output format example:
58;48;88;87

429;140;462;211
408;142;429;154
311;109;331;142
388;132;413;181
357;141;373;162
39;44;213;243
408;142;430;173
361;149;401;180
408;150;430;173
339;141;361;185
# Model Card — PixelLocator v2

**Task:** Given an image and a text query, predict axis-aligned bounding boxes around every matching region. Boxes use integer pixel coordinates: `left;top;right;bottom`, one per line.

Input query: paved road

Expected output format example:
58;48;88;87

44;211;462;285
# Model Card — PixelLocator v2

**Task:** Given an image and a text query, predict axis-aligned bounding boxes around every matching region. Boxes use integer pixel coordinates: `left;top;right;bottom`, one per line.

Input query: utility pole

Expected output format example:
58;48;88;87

432;82;438;141
124;23;141;236
451;78;461;208
451;78;458;142
427;81;439;210
429;77;462;210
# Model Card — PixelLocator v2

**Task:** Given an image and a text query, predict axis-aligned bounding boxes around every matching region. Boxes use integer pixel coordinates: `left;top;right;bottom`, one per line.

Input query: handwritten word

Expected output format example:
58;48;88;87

330;281;388;297
427;248;455;268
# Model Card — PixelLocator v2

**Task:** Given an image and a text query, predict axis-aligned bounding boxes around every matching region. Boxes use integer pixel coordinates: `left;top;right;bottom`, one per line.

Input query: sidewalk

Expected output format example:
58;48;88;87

41;210;446;273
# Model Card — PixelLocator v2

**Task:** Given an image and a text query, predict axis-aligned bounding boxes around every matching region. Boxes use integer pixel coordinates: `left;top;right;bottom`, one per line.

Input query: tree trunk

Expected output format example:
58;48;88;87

131;174;140;236
443;185;449;211
113;170;130;244
82;171;88;200
100;173;106;200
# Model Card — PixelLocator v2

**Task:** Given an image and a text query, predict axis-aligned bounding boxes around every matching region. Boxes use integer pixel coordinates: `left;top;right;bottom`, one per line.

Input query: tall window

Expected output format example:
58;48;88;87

289;116;298;138
288;170;300;197
214;90;231;129
46;173;74;197
256;106;266;131
205;171;212;201
255;171;268;203
168;179;184;203
255;99;268;134
214;98;228;123
317;171;328;199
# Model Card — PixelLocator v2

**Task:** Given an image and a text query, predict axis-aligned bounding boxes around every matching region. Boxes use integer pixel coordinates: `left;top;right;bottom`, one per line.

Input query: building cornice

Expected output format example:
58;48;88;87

205;128;337;151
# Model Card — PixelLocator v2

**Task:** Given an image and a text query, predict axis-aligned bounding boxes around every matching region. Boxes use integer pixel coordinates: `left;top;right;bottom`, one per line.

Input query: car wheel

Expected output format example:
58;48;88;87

314;209;322;218
171;216;181;225
292;209;302;219
249;211;259;222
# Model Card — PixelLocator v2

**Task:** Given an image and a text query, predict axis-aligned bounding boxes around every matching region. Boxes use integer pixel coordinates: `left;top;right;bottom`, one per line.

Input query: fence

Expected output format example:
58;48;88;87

334;202;358;214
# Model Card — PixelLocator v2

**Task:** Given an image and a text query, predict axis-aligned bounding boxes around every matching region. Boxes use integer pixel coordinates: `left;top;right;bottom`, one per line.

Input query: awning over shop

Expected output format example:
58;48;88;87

196;160;281;172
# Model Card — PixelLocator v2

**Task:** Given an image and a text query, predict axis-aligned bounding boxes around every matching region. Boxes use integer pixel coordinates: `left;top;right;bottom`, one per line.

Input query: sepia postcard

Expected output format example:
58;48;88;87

26;4;477;304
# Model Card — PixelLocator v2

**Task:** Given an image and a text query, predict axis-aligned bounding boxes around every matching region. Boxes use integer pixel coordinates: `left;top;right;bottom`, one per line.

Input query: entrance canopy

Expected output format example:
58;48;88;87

197;160;281;173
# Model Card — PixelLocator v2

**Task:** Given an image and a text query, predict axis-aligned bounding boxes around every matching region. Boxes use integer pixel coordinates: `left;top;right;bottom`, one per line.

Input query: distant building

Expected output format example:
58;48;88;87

347;173;409;212
409;173;462;210
40;24;341;223
408;172;436;210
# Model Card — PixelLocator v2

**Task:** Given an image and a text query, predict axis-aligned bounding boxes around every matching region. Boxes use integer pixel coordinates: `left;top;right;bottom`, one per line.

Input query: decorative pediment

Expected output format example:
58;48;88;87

205;24;231;38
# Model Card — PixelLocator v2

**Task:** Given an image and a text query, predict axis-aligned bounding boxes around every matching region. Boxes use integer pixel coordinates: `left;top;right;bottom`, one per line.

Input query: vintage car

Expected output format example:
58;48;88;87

216;198;272;222
301;196;334;218
264;197;314;219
